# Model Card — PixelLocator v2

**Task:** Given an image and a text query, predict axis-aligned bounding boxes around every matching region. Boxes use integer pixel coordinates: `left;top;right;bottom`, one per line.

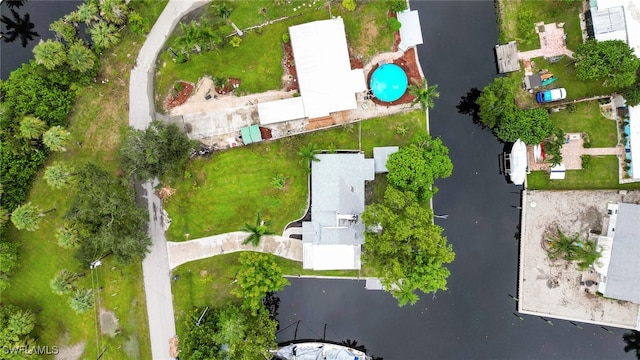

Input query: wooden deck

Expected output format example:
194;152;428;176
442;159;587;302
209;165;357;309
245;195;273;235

495;41;520;73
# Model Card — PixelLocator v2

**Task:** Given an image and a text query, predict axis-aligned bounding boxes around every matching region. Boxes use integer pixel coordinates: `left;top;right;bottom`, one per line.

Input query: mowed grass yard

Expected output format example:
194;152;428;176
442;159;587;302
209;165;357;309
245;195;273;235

164;111;426;241
2;2;167;359
499;0;582;52
171;252;362;338
528;156;640;190
550;100;618;148
155;0;394;108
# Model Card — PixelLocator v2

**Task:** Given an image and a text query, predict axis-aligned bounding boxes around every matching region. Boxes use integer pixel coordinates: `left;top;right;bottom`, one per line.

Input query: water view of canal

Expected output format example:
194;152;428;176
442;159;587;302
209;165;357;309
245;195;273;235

275;2;632;359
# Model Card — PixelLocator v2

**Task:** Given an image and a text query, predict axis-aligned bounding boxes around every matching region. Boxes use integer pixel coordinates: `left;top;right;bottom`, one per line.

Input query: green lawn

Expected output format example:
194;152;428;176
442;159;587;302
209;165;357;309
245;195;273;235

164;111;425;242
536;57;620;100
499;0;582;52
171;252;360;339
527;156;640;190
155;0;393;109
550;100;618;148
1;2;167;358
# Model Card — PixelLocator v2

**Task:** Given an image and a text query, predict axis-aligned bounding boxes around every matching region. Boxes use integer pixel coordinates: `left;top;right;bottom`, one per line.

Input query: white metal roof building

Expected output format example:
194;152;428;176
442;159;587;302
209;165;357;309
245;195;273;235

597;203;640;303
590;0;640;54
288;18;366;119
397;10;424;51
302;153;374;270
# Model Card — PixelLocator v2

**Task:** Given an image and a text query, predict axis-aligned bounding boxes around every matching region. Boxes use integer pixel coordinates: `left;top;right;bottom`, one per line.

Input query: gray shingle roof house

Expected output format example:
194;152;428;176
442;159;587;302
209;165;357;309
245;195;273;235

302;153;374;270
598;203;640;303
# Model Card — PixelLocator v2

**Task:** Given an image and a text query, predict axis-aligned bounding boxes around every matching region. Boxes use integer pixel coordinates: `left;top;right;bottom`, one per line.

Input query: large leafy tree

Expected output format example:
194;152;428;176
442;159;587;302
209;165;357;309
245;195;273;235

476;76;518;129
575;40;640;88
67;163;151;265
10;202;55;231
231;252;289;314
240;212;275;247
0;304;36;353
180;304;278;360
362;187;455;306
32;39;67;70
0;241;19;291
386;132;453;201
494;107;553;144
408;77;440;111
119;121;196;181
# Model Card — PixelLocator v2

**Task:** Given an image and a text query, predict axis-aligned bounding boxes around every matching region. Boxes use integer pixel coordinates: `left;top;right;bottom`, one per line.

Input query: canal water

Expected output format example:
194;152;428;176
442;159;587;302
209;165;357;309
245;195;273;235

0;0;80;79
275;1;631;359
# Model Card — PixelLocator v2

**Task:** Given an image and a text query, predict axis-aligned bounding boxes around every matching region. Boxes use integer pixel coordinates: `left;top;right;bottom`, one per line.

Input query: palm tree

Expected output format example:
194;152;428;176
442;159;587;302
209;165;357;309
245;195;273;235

18;116;46;139
408;78;440;111
66;42;96;73
44;162;74;189
99;0;128;25
546;229;580;261
69;288;94;313
89;21;120;50
10;202;55;231
49;18;77;43
32;39;67;70
50;269;79;295
240;212;275;247
298;143;321;171
75;2;99;26
391;281;419;307
43;126;71;152
55;225;81;249
0;9;39;47
4;1;27;9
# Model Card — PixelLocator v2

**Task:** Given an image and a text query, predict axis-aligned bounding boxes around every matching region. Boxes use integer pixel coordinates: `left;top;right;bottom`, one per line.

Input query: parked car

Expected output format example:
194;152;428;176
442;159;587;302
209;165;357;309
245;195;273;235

536;88;566;103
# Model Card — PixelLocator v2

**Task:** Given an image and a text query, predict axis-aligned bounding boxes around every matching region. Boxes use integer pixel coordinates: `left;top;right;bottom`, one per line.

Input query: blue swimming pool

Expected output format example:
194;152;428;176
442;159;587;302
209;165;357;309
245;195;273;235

369;64;408;102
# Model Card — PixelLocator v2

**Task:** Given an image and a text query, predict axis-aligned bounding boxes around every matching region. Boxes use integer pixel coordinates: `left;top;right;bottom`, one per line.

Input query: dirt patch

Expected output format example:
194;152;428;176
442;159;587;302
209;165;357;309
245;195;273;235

282;41;299;92
99;307;119;337
55;341;86;360
164;81;194;109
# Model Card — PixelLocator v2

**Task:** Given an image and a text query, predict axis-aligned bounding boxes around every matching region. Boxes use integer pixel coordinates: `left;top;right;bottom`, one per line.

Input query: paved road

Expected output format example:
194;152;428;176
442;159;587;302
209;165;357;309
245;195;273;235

129;1;209;359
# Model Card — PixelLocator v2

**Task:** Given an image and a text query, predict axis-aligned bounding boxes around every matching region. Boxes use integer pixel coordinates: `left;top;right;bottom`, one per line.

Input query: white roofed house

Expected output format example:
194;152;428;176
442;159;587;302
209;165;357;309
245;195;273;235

302;153;375;270
596;203;640;305
588;0;640;181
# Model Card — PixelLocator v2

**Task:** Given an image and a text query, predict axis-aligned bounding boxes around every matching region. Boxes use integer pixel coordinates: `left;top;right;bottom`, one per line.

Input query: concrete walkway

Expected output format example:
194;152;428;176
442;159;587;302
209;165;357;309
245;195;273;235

129;1;209;359
167;232;303;269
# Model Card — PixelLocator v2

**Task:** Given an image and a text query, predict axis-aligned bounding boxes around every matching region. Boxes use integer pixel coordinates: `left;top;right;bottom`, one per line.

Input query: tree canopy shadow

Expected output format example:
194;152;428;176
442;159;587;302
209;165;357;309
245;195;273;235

456;87;487;129
623;331;640;359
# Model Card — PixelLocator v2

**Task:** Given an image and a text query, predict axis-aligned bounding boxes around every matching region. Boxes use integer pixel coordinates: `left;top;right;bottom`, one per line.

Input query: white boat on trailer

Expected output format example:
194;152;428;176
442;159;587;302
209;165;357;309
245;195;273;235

273;341;371;360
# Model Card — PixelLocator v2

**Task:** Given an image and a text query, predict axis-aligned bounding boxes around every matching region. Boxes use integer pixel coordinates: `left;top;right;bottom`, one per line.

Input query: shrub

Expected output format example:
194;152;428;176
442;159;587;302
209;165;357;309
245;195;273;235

271;174;287;190
566;103;577;113
282;32;290;43
230;35;242;48
581;155;592;169
342;0;356;12
388;0;408;13
388;17;402;32
516;8;535;42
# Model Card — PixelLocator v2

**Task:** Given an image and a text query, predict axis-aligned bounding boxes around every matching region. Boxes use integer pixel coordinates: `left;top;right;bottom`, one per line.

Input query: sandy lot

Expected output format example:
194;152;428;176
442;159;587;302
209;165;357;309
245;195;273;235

519;190;640;329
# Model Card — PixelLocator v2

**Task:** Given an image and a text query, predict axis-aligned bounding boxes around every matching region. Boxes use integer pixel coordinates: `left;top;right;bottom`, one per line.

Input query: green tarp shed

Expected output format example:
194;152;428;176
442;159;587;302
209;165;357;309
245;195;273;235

240;125;262;144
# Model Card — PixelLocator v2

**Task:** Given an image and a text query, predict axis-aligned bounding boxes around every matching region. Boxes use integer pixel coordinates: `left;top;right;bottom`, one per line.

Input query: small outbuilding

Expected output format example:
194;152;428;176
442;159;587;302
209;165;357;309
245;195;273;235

240;124;262;144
